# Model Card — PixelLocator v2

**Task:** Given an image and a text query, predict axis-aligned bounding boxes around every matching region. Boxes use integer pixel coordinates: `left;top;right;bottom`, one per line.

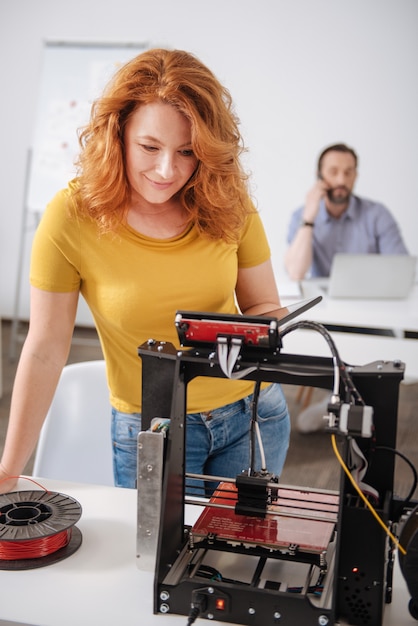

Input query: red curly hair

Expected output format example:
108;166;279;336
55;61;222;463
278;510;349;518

75;48;254;241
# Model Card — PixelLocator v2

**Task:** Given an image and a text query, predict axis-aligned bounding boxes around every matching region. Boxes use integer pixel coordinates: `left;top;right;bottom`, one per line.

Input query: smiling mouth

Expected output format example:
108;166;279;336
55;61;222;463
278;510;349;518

146;177;174;189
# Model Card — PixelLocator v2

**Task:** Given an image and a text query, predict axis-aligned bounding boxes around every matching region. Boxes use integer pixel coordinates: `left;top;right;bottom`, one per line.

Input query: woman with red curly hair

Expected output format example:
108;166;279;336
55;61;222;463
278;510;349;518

0;49;290;493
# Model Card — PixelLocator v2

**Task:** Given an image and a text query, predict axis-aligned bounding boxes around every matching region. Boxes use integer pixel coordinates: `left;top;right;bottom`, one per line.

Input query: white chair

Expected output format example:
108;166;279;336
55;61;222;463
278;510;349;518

32;360;114;486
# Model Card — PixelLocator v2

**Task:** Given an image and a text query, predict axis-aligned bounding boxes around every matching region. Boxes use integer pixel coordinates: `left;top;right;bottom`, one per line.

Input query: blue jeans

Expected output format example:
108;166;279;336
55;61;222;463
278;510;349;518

111;383;290;490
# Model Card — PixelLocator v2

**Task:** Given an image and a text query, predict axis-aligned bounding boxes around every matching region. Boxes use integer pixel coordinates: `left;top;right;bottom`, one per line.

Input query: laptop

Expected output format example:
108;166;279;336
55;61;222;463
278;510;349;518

327;254;417;299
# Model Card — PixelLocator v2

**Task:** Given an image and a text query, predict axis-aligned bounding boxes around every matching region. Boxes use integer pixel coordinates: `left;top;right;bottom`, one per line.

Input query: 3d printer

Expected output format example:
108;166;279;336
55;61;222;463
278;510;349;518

136;299;416;626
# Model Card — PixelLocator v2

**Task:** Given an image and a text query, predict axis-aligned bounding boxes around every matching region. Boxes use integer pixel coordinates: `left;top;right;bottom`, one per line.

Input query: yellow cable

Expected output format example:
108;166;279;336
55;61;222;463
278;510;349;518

331;434;406;555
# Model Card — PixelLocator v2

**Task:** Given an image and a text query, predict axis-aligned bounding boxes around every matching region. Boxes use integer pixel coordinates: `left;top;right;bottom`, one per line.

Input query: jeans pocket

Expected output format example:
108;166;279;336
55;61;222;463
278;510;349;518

256;383;288;422
111;410;142;488
111;410;141;450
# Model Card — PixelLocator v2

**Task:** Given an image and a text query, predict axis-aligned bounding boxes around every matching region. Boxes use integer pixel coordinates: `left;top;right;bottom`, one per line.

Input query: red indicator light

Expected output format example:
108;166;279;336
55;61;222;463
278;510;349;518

352;567;359;573
216;598;226;611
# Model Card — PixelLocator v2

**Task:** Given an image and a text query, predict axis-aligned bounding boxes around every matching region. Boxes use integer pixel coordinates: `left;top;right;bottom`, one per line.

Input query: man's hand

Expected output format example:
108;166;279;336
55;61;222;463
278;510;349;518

303;177;329;223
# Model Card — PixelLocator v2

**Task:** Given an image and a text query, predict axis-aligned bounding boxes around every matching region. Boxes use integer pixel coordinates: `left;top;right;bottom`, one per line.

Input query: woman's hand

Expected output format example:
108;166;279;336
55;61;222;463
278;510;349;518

0;463;18;494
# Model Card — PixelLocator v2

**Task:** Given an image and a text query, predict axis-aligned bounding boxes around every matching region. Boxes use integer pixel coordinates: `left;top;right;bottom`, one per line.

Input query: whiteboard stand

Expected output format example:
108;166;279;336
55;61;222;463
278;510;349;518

8;149;40;361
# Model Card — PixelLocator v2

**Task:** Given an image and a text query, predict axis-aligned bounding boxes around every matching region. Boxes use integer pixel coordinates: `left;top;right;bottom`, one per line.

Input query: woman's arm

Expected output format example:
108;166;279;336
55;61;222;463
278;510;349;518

0;287;79;493
235;259;282;316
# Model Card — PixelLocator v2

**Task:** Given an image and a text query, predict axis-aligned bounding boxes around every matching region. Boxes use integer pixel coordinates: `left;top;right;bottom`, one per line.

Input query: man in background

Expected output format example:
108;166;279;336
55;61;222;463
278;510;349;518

285;143;408;281
285;143;409;433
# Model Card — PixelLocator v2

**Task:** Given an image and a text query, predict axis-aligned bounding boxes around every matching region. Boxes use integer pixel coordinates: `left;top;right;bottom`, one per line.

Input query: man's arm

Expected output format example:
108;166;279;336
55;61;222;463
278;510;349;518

284;179;327;281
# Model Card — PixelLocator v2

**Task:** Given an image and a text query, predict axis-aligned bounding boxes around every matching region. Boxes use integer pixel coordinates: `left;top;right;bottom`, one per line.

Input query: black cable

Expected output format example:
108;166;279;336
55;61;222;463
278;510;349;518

186;589;208;626
280;320;365;405
195;565;246;586
375;446;418;504
280;319;340;359
196;564;222;581
249;381;262;473
186;605;200;626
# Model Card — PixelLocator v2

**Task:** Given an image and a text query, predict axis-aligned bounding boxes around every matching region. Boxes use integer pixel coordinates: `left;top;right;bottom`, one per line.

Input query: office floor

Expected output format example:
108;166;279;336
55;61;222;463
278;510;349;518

1;319;417;499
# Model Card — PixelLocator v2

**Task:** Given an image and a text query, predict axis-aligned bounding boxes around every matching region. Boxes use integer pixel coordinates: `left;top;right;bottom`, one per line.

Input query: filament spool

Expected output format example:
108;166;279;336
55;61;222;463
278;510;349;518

0;490;82;570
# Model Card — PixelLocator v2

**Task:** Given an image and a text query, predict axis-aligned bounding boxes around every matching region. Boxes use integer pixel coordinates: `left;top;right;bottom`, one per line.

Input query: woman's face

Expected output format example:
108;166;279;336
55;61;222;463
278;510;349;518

124;101;198;207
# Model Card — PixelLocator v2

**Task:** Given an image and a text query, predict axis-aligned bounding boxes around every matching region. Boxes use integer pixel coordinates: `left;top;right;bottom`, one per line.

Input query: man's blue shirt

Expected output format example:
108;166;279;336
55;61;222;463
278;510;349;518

287;195;409;277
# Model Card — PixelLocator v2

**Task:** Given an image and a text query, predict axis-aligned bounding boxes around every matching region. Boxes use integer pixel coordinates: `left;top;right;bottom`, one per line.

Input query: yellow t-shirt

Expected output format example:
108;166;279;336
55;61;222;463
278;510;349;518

30;180;271;413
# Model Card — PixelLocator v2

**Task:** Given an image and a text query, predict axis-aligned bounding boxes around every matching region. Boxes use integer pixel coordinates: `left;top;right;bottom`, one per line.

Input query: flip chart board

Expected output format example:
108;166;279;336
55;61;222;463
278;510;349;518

26;41;149;212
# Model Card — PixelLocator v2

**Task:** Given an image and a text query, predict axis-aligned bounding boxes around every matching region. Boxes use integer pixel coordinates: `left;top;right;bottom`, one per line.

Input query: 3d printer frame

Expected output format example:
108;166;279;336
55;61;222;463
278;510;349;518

137;334;405;626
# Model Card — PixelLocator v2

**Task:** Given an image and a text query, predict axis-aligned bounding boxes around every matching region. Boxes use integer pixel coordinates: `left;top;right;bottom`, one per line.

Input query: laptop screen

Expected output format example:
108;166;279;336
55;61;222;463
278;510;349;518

328;254;416;299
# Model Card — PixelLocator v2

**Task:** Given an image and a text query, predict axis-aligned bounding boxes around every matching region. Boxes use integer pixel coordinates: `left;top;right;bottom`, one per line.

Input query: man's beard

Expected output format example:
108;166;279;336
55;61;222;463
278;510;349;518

326;186;351;205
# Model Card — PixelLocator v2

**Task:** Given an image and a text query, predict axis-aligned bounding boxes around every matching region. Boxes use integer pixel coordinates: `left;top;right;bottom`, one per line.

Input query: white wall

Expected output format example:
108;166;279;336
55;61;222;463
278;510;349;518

1;0;417;320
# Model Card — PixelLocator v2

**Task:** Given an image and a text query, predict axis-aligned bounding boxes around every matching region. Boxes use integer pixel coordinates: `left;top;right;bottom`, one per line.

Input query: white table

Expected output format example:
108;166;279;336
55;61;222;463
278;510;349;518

0;477;414;626
280;328;418;381
280;281;418;382
299;280;418;335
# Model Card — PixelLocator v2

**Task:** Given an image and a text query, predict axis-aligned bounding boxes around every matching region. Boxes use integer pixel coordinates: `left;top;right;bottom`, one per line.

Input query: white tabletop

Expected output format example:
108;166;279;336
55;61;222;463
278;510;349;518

0;477;414;626
296;280;418;334
279;281;418;382
280;327;418;381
